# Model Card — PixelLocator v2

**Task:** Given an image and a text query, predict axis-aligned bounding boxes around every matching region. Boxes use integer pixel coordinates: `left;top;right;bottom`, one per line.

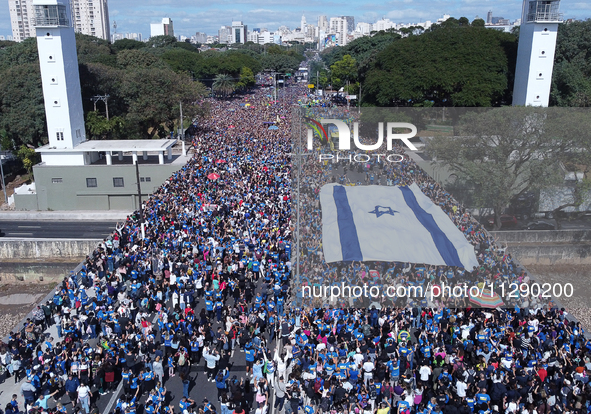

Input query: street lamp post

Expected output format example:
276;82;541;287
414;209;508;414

0;153;7;204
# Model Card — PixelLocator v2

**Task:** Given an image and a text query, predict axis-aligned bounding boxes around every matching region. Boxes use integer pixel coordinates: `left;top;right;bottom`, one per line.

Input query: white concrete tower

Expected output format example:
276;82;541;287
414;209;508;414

301;14;306;34
33;0;86;150
512;0;562;107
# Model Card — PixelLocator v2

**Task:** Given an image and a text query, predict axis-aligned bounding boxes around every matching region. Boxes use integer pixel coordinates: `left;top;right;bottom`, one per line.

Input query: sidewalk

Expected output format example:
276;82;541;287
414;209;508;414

0;210;131;221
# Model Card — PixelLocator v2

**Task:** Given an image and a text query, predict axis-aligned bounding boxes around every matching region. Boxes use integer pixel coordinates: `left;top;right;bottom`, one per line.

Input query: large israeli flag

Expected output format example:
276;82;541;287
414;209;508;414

320;183;479;269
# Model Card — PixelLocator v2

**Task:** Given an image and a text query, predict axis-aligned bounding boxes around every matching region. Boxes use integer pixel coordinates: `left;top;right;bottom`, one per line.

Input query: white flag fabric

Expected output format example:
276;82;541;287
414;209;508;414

320;183;479;269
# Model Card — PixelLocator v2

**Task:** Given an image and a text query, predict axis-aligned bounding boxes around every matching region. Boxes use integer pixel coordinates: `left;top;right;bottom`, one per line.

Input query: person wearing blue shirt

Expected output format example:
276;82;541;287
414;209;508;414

475;388;491;411
245;343;255;377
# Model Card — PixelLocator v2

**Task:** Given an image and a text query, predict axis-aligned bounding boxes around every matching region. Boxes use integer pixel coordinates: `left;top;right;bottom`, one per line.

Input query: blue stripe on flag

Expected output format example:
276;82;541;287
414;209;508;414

399;186;463;267
333;186;363;261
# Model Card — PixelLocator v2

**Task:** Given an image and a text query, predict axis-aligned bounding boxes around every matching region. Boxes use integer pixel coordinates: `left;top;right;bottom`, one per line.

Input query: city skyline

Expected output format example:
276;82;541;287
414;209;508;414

1;0;590;41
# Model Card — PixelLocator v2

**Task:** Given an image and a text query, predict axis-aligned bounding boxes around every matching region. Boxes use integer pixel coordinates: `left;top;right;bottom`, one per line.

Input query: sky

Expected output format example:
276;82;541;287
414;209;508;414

1;0;591;39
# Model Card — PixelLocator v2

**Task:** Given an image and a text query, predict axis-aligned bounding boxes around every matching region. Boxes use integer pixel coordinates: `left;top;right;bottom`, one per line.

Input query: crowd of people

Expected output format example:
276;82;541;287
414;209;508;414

0;73;589;414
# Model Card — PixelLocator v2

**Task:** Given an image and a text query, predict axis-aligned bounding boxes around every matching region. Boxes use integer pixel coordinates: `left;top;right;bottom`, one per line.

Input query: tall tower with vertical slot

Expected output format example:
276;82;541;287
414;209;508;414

33;0;86;150
512;0;562;107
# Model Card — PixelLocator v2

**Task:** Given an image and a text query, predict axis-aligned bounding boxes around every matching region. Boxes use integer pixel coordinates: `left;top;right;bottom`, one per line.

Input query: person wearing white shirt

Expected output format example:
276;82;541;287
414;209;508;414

456;379;468;398
353;351;365;368
362;359;374;386
419;363;432;382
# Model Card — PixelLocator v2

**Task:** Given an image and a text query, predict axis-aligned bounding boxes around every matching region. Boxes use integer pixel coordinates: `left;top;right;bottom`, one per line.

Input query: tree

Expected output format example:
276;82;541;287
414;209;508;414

259;54;301;72
0;129;12;151
362;25;517;106
120;67;207;139
173;42;199;52
472;18;485;27
0;37;39;72
117;49;165;69
161;48;202;77
212;74;235;98
458;17;470;26
330;54;357;89
551;19;591;106
75;33;114;65
86;112;126;140
0;63;46;148
111;38;146;52
16;145;40;173
236;66;255;91
146;35;177;48
426;107;570;229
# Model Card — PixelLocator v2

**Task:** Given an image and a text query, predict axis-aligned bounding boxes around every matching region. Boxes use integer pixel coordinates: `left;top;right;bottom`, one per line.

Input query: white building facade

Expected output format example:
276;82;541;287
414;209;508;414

33;0;86;165
150;17;173;38
231;21;247;44
513;0;562;106
71;0;109;40
10;0;110;41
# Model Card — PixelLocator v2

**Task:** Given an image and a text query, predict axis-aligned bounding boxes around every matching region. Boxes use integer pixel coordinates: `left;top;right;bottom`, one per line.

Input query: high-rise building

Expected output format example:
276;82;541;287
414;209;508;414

231;21;247;44
344;16;354;33
329;16;348;45
513;0;562;107
318;15;328;32
71;0;109;40
487;10;493;24
8;0;34;41
301;14;306;33
9;0;110;42
33;0;86;156
247;31;258;43
150;17;173;38
373;18;395;32
218;25;231;44
192;32;207;44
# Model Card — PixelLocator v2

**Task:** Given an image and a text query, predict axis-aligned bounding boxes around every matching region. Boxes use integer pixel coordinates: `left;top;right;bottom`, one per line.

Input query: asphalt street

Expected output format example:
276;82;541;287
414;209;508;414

0;221;117;239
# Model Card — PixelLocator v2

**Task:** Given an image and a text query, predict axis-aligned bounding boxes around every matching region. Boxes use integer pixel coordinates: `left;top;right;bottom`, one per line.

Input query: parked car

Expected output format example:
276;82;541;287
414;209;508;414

486;214;518;229
526;220;557;230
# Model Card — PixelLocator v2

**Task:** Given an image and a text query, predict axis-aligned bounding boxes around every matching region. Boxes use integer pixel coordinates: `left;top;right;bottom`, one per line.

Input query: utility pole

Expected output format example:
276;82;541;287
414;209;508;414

0;153;7;204
358;83;361;114
91;95;110;120
179;101;184;140
135;160;143;225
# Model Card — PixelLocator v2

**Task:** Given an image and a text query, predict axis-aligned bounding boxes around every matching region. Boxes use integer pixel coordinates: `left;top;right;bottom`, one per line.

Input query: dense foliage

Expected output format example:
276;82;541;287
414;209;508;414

320;17;591;108
551;19;591;106
0;34;306;148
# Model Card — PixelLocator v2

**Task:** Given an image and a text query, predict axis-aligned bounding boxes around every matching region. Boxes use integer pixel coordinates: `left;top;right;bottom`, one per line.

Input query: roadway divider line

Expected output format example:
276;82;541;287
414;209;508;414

103;379;124;414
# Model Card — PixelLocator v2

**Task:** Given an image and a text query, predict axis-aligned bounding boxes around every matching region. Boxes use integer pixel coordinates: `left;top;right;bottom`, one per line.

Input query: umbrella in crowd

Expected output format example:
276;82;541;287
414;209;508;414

207;172;220;180
469;288;504;307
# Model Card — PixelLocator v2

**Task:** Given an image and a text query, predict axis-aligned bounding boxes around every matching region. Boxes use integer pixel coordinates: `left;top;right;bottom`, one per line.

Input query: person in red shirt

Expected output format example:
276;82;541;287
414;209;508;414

537;367;547;382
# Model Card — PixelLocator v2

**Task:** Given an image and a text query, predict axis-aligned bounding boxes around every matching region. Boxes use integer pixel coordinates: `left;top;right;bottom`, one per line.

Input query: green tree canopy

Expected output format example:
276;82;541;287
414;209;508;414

330;54;358;89
111;38;146;52
120;67;207;139
146;35;177;48
362;25;517;106
116;49;166;69
236;66;255;91
551;19;591;106
212;74;235;97
0;63;46;146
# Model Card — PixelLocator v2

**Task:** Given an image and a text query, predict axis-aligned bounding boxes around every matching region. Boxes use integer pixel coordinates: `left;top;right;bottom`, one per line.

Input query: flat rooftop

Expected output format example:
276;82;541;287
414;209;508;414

37;139;177;153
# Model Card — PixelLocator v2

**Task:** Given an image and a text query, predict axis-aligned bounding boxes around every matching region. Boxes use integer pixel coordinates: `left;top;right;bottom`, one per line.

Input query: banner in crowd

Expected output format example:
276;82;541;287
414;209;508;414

320;183;479;269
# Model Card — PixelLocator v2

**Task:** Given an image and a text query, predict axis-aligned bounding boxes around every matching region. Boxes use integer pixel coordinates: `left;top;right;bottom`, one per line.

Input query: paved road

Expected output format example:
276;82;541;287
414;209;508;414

0;221;117;239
